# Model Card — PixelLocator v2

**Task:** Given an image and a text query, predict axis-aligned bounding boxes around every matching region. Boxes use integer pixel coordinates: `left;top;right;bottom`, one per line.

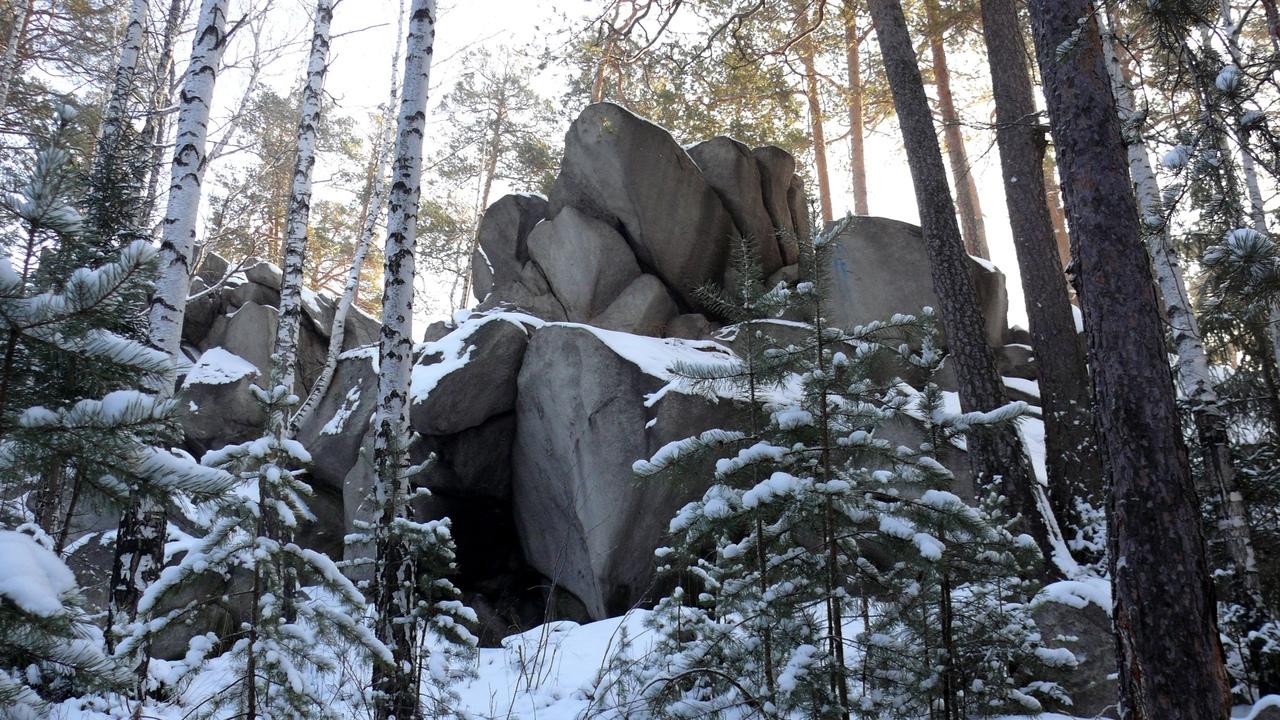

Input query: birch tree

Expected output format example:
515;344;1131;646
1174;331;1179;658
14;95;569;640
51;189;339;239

372;1;440;715
109;0;230;693
92;0;149;182
0;0;32;118
291;0;404;436
137;0;186;228
267;0;332;437
1027;1;1232;716
82;0;150;266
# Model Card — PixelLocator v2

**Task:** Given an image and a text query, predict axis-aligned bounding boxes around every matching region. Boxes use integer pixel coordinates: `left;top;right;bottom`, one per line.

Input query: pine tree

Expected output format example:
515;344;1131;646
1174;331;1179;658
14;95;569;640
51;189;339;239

632;220;1069;718
0;107;232;550
122;385;394;719
1026;1;1233;716
977;0;1102;546
866;0;1055;569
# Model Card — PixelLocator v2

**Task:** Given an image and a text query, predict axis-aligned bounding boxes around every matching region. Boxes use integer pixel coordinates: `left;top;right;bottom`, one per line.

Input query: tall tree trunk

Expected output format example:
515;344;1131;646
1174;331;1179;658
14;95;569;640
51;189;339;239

372;2;436;718
268;0;332;435
291;0;403;437
799;35;834;224
459;93;506;306
1042;148;1072;269
1026;2;1231;718
92;0;149;191
843;0;869;215
1103;5;1262;610
1263;0;1280;53
0;0;32;119
978;0;1102;542
138;0;185;229
867;0;1053;566
924;0;988;259
110;0;230;695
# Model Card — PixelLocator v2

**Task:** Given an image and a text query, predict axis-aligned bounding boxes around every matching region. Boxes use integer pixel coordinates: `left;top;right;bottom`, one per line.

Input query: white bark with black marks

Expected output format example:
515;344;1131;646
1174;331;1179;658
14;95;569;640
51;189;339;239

0;0;32;118
372;2;436;716
291;0;403;437
148;0;230;389
94;0;150;179
268;0;333;435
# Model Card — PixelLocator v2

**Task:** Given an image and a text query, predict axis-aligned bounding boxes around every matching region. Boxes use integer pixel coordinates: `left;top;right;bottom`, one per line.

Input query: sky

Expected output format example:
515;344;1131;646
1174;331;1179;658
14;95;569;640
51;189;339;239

216;0;1038;329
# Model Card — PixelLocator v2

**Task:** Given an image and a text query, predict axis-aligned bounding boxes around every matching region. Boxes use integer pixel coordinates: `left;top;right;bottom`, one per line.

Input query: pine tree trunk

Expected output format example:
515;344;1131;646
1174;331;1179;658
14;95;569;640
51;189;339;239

1041;149;1072;269
93;0;149;183
1102;6;1262;603
799;36;833;224
978;0;1102;538
1026;2;1232;717
867;0;1051;565
0;0;32;119
1263;0;1280;53
138;0;185;229
459;95;506;306
924;0;988;259
372;2;436;717
110;0;230;690
843;0;869;216
291;1;403;437
268;0;332;436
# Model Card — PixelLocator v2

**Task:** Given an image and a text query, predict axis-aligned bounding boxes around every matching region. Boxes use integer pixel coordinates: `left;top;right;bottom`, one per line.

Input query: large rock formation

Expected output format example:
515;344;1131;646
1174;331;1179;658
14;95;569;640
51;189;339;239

131;103;1073;651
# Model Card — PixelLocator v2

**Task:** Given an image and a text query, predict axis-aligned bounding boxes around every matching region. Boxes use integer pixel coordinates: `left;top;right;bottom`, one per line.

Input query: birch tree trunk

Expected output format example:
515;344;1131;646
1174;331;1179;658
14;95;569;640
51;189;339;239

291;0;403;437
268;0;333;438
138;0;185;229
1027;1;1231;716
867;0;1053;567
0;0;32;119
843;0;869;216
799;36;833;224
978;0;1102;539
111;0;230;696
372;2;436;717
94;0;150;179
924;0;988;259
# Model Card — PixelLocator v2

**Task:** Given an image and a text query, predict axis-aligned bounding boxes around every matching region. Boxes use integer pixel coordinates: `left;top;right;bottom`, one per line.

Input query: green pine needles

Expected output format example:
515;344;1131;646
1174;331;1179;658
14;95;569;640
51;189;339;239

629;218;1074;719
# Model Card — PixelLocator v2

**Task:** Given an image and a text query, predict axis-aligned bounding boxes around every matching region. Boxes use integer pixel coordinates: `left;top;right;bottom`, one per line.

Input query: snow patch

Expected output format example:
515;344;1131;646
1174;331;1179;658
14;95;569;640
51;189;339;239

182;347;259;387
0;531;77;617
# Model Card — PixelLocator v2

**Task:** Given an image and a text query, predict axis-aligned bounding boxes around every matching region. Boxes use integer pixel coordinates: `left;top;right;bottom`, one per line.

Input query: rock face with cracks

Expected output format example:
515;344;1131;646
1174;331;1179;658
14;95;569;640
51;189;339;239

65;104;1099;659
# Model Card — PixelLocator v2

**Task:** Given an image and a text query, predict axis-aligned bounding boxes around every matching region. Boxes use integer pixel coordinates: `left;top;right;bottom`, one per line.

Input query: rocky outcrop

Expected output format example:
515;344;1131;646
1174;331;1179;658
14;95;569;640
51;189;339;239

823;216;1009;347
155;103;1047;649
471;193;548;302
688;136;785;275
512;324;744;618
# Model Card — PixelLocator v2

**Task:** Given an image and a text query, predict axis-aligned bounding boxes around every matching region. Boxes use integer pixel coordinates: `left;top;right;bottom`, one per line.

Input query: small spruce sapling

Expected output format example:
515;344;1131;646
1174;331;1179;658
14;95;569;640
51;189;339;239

123;386;392;719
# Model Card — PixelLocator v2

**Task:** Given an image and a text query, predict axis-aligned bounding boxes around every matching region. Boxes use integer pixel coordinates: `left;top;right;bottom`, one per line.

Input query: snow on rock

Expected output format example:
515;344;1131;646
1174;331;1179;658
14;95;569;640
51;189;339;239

1035;578;1112;615
181;347;259;387
0;531;77;617
410;311;542;405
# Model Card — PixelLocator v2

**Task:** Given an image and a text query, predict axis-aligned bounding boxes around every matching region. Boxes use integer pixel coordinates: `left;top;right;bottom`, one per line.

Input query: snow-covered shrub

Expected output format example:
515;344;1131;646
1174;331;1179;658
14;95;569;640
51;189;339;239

630;218;1072;718
0;529;124;716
